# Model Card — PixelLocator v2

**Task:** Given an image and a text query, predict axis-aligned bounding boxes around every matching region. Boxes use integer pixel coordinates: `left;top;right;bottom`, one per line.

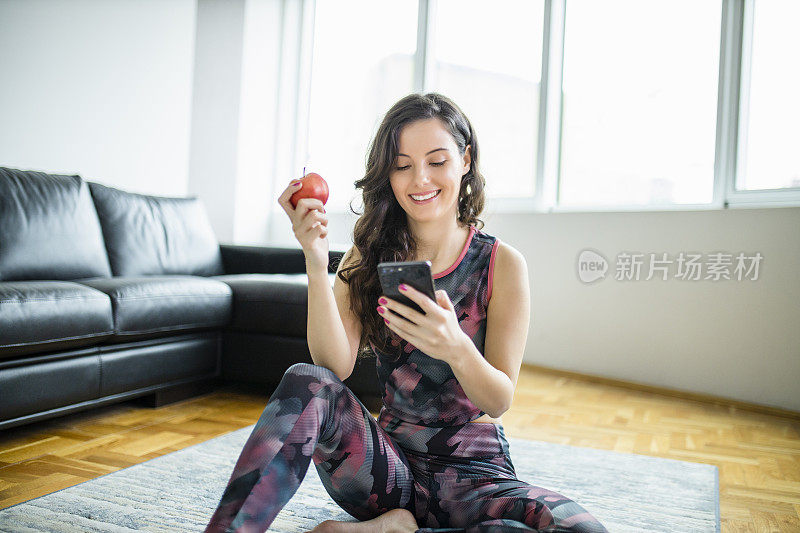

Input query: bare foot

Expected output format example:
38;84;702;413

307;507;418;533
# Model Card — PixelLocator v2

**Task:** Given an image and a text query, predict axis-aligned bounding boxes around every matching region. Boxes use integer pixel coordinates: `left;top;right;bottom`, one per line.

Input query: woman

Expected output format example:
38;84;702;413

204;93;607;533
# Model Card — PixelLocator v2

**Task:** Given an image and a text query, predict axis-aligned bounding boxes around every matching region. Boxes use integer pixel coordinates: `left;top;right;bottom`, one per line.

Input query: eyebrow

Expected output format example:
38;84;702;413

397;148;448;157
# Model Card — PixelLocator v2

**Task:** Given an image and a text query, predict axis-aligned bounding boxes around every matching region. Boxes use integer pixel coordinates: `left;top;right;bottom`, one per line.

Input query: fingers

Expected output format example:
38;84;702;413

304;220;328;240
397;284;437;313
297;208;328;238
277;178;327;233
277;180;325;217
296;197;326;213
306;211;328;231
289;198;326;223
377;297;424;325
296;217;328;244
276;178;330;250
277;179;303;215
382;308;415;338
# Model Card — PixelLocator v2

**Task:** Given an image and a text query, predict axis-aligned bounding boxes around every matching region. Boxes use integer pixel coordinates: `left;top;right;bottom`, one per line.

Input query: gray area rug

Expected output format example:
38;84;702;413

0;424;719;532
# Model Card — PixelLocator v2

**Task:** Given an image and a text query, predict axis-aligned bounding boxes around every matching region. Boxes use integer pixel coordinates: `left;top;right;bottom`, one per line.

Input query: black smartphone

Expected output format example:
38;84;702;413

377;260;437;319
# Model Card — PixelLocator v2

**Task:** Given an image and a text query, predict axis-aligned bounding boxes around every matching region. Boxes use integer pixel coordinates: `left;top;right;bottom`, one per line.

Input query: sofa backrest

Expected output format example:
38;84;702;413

0;167;112;281
88;181;224;277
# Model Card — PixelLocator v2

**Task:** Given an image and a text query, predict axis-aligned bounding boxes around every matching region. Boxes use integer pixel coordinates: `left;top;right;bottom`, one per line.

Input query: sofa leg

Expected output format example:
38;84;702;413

133;378;219;408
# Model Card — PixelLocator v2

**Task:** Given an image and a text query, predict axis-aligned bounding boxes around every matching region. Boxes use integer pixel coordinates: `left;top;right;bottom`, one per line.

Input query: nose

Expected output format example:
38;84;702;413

412;166;432;187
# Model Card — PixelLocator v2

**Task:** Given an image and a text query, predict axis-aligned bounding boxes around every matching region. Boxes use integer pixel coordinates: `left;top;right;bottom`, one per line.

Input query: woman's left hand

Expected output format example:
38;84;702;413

377;284;470;364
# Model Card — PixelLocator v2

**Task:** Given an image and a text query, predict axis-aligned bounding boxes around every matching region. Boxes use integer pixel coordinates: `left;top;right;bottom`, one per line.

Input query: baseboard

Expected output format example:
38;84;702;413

522;362;800;421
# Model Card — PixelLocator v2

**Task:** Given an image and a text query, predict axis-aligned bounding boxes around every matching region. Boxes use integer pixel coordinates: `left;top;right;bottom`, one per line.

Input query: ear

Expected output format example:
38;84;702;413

462;144;471;175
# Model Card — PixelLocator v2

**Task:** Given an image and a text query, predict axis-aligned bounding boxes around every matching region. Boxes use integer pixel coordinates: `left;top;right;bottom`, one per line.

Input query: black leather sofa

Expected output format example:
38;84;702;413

0;167;380;431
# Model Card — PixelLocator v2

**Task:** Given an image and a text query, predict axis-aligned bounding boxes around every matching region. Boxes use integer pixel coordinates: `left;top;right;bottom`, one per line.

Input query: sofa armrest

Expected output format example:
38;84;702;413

219;244;346;275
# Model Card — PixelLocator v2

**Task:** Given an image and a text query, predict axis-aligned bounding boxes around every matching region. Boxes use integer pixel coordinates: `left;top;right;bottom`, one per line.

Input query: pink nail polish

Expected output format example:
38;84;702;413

377;306;385;314
378;297;388;305
384;318;390;324
399;284;408;291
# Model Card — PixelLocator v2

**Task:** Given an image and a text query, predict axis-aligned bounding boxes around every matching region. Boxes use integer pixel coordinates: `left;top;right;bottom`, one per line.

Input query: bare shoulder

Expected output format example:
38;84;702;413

496;241;526;270
489;240;528;305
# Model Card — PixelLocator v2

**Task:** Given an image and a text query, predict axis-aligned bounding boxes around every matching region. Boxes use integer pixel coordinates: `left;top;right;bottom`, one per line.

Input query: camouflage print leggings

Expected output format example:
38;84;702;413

204;363;608;533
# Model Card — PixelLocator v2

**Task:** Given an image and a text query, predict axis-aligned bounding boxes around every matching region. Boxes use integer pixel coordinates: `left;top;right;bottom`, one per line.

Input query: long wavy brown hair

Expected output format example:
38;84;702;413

335;92;486;361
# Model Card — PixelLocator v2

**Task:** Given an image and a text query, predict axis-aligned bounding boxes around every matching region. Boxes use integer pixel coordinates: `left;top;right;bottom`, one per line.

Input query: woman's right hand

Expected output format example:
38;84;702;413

277;178;329;272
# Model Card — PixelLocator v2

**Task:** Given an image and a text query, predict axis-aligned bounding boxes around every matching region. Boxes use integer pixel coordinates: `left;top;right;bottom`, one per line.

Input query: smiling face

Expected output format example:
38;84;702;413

389;118;471;226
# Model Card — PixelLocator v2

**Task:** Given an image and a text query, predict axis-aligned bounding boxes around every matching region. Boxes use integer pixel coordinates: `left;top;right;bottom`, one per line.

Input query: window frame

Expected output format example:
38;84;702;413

298;0;800;214
726;0;800;207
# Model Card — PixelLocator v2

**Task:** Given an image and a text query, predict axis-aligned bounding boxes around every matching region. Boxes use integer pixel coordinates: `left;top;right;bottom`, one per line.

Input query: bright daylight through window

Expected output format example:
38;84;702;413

737;0;800;191
432;0;544;199
304;0;796;212
559;0;721;207
305;1;416;212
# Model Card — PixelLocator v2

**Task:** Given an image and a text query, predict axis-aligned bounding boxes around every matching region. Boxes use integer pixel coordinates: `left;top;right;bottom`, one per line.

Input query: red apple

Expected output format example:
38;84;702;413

290;172;329;209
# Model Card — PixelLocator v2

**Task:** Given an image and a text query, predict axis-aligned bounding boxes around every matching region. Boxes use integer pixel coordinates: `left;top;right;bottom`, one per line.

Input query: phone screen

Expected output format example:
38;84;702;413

377;260;436;317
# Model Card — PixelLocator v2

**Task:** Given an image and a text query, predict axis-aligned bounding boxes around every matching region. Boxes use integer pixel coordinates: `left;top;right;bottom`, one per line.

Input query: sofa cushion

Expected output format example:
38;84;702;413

88;182;224;277
0;354;101;421
0;281;114;359
100;334;219;397
0;167;112;281
74;275;232;341
211;273;336;337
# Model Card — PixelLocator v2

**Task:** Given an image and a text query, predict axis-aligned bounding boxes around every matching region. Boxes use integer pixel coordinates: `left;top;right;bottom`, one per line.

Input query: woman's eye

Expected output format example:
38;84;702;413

395;161;446;171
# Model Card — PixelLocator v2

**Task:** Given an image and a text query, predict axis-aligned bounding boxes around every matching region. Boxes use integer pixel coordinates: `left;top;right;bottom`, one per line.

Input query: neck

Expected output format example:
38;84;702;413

408;217;470;265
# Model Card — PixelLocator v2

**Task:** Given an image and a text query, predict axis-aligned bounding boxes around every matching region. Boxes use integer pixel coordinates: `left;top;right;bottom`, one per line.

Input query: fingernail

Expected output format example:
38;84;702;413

377;306;385;314
292;182;302;186
378;297;388;305
399;284;408;291
384;318;390;324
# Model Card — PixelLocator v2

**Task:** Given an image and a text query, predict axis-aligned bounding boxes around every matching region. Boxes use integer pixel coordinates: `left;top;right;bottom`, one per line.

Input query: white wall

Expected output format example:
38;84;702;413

187;0;246;243
484;206;800;413
186;0;306;245
231;0;285;245
0;0;197;196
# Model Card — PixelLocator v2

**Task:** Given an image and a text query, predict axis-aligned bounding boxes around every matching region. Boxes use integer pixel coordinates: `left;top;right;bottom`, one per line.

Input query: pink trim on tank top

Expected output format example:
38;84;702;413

432;225;476;279
487;237;500;302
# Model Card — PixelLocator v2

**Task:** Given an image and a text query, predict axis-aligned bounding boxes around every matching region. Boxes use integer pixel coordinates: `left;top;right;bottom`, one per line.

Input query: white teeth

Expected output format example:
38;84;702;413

410;190;439;201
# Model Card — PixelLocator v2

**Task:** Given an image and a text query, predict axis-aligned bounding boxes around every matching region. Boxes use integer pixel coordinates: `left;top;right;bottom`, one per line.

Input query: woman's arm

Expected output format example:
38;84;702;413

276;181;356;381
307;246;362;381
448;242;531;418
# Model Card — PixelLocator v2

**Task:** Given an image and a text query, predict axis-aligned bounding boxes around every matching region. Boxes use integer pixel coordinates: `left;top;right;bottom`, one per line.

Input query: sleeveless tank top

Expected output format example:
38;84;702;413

370;224;500;427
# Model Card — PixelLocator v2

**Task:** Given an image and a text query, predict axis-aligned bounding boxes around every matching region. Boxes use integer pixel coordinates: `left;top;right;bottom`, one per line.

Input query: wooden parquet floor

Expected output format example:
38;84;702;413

1;363;798;532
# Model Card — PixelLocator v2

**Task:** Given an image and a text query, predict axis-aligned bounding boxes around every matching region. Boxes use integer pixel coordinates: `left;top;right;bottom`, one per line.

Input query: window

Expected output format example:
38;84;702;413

559;0;722;207
736;0;800;191
305;0;417;212
431;0;545;198
300;0;799;213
